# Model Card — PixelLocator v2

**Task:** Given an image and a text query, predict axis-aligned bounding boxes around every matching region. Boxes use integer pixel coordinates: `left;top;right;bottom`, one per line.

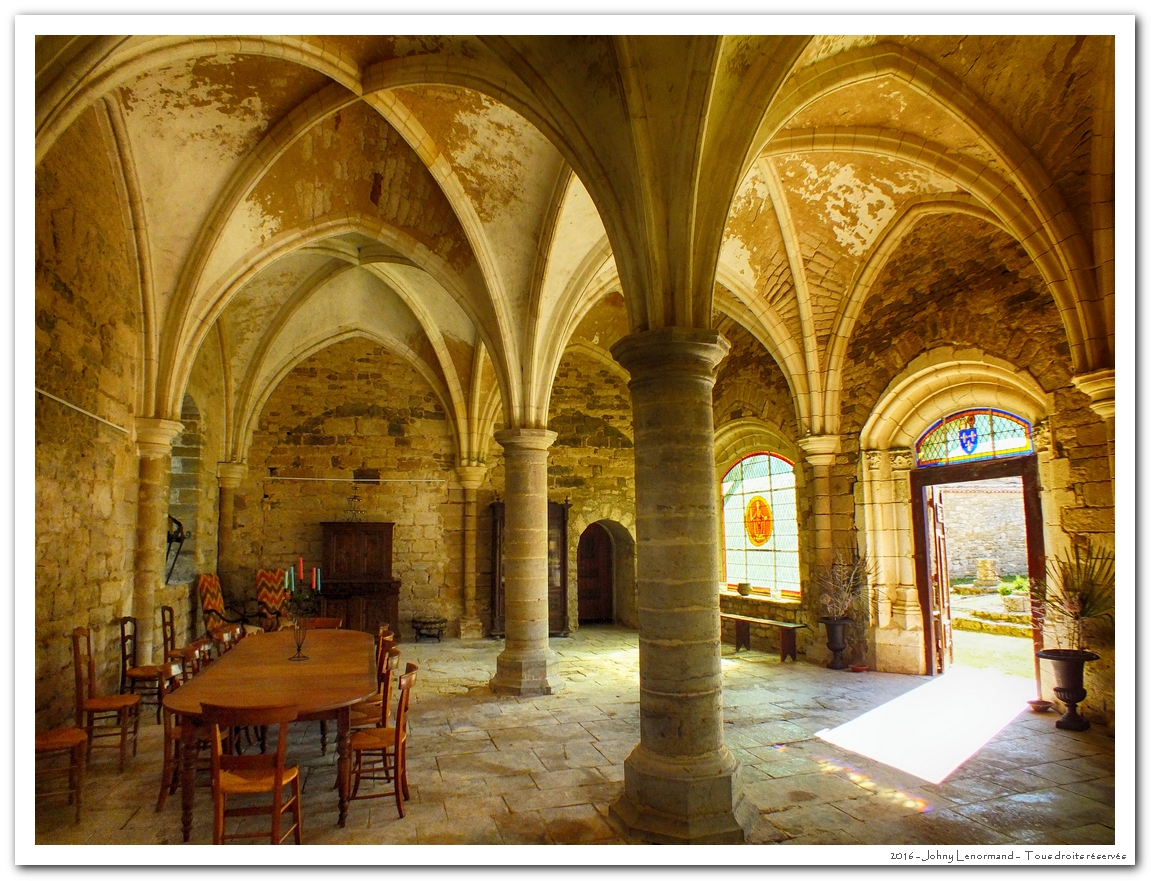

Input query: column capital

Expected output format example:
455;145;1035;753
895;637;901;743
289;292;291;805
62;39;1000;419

134;418;183;458
217;462;248;489
610;327;730;380
494;428;557;453
1072;368;1115;420
797;434;842;467
455;465;488;491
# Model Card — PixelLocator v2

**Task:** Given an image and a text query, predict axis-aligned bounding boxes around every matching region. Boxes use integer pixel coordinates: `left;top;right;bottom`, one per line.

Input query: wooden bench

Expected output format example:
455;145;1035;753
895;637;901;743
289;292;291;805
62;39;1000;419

721;614;808;662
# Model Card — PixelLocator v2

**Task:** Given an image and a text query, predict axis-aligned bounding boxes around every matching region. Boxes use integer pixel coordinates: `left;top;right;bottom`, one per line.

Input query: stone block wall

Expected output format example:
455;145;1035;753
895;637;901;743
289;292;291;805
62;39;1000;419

939;480;1028;580
546;348;636;630
838;213;1114;720
35;108;143;730
225;337;460;638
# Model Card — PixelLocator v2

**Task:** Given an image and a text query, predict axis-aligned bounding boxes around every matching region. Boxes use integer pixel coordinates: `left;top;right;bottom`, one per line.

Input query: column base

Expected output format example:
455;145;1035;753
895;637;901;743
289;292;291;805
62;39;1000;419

458;617;485;640
875;625;926;674
608;745;754;844
490;647;561;695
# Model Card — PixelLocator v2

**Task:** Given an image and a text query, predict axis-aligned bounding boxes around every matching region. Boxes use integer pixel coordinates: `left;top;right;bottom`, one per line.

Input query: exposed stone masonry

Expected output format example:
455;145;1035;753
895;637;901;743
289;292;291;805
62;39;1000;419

226;337;461;637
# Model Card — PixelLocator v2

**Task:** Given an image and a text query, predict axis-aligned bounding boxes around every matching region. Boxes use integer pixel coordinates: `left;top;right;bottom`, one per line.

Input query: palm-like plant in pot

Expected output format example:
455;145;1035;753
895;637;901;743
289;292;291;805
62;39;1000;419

817;551;870;670
1032;542;1115;731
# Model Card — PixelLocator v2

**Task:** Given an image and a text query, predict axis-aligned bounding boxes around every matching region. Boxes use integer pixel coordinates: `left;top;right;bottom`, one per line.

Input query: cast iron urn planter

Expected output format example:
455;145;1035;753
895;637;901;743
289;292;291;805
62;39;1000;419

818;617;850;670
1036;648;1099;731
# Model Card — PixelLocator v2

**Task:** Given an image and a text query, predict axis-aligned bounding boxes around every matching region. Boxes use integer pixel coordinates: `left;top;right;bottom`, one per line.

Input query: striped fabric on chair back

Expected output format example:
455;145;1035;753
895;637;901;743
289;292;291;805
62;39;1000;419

197;573;227;633
255;569;288;631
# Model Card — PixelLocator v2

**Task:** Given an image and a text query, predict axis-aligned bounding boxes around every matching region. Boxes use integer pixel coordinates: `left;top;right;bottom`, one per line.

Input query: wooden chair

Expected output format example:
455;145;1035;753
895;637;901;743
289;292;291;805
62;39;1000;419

72;626;140;771
200;703;302;845
348;663;417;818
255;569;288;632
119;616;163;723
350;645;401;730
35;727;87;822
160;605;197;681
196;573;249;636
210;623;244;657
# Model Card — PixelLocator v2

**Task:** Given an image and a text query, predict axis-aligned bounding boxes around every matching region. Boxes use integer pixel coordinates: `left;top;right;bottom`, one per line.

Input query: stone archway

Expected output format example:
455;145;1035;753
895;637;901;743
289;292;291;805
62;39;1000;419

858;348;1052;674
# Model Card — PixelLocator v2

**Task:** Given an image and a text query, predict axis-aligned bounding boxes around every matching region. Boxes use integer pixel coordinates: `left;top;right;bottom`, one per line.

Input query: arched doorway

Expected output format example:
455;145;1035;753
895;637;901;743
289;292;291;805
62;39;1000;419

909;409;1045;680
577;522;614;624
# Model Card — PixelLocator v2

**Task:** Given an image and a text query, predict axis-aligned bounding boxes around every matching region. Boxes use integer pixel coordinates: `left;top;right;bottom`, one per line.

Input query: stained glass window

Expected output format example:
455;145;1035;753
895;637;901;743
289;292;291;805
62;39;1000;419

916;408;1032;467
722;453;800;596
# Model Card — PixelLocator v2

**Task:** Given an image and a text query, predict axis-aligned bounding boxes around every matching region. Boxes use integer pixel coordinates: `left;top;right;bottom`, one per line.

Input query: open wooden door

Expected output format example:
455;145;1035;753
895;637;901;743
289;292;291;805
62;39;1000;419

577;523;613;623
925;487;953;673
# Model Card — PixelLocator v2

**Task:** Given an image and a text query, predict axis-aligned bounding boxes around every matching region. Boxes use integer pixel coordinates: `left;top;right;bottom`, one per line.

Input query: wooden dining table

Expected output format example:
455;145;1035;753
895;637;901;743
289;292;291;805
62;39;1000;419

163;628;378;842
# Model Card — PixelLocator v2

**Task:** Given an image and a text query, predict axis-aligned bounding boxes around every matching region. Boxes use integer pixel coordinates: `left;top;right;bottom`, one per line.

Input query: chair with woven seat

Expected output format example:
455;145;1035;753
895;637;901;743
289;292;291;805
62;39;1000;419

350;645;401;730
35;727;87;822
73;626;140;772
200;703;302;845
348;663;417;818
119;616;163;723
196;573;249;636
160;605;197;682
255;569;288;632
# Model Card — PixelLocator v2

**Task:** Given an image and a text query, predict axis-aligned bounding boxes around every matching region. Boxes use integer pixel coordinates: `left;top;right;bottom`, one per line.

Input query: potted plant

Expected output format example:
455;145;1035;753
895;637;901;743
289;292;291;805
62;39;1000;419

817;551;870;670
1033;542;1115;731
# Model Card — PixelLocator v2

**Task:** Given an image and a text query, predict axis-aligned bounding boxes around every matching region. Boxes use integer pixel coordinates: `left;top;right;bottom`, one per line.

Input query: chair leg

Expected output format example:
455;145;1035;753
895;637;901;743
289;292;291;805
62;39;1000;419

72;740;85;823
213;789;225;845
319;720;328;755
118;707;130;772
132;705;140;756
292;776;302;844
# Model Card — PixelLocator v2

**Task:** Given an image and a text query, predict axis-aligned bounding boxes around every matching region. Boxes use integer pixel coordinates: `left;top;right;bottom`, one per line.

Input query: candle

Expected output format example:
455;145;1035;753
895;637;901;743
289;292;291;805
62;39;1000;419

316;568;321;593
283;569;289;592
287;567;294;592
311;567;317;591
298;557;304;580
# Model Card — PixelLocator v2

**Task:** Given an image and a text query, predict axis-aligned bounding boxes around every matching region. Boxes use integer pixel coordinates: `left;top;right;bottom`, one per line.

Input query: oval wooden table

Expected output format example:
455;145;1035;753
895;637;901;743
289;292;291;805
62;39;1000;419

163;628;377;842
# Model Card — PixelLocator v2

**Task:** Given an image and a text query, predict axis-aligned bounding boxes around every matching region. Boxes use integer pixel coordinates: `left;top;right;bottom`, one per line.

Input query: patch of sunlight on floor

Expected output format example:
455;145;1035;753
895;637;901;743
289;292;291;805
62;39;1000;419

817;666;1034;784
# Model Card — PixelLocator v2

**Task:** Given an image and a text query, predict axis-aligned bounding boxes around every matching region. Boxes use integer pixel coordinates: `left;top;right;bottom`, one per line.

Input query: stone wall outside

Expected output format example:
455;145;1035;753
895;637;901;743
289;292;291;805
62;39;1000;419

940;481;1029;580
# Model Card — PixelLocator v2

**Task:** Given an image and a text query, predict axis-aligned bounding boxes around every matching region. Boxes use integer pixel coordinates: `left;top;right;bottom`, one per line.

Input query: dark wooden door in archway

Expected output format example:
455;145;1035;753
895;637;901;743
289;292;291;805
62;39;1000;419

577;523;613;623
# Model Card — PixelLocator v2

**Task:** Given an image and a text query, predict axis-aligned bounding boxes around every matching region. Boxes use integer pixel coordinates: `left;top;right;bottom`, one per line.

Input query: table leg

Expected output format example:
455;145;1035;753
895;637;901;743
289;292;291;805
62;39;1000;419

336;706;351;827
180;717;196;842
735;619;751;652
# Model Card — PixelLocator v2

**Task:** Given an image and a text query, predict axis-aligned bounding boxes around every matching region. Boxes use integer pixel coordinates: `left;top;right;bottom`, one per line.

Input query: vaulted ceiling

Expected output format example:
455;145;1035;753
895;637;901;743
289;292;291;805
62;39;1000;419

34;33;1114;465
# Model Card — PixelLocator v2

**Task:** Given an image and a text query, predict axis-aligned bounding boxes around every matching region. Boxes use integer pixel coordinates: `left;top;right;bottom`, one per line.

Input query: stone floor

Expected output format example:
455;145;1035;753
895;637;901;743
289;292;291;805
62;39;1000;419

33;625;1116;849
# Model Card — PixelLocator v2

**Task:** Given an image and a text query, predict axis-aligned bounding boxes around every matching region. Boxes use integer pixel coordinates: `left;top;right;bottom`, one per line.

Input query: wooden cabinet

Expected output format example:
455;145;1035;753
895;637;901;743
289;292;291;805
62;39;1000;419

319;522;400;635
489;501;569;637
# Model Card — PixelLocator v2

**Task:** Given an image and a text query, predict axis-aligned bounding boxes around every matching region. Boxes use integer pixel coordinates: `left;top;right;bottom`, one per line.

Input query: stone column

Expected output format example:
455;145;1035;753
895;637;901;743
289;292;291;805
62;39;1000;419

1072;368;1115;489
490;429;560;694
216;462;246;581
797;435;841;573
456;465;487;640
134;418;183;663
608;328;752;845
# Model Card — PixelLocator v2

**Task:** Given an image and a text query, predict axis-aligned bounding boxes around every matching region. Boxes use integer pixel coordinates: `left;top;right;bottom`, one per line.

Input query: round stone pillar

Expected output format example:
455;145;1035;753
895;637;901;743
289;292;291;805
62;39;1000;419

134;418;184;663
608;328;753;844
456;465;488;640
490;429;561;695
216;462;246;578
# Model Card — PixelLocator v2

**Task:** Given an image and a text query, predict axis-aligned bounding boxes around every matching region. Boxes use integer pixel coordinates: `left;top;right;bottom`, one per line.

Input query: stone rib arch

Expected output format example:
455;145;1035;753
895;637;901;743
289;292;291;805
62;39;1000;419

36;35;363;163
859;347;1052;452
712;283;810;431
92;95;154;417
750;41;1101;359
822;195;1008;436
714;417;804;479
234;328;461;468
765;127;1102;375
160;213;510;426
